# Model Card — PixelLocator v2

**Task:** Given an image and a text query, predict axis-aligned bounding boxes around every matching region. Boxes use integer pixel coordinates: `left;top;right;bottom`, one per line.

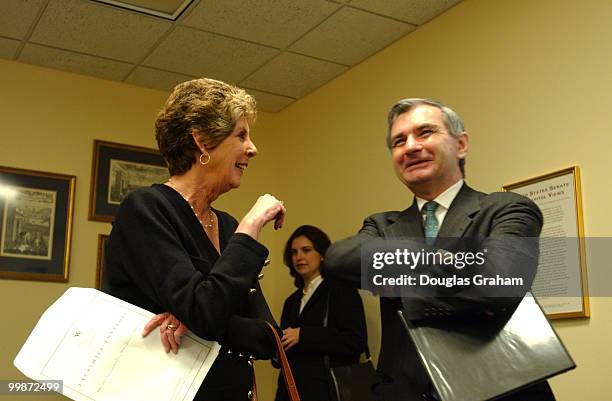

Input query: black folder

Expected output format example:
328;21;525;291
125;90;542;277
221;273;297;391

397;294;575;401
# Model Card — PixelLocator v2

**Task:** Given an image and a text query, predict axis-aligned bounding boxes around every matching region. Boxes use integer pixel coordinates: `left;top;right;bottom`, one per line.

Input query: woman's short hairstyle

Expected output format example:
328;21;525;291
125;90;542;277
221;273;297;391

283;225;332;289
155;78;257;175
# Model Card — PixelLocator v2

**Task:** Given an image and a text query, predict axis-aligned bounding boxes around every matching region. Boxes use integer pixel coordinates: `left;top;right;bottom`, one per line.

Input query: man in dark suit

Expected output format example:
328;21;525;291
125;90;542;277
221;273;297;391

324;98;555;401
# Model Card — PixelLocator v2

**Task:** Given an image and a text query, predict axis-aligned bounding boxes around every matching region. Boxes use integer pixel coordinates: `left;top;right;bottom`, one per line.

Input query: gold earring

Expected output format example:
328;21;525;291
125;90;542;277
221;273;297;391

199;152;211;165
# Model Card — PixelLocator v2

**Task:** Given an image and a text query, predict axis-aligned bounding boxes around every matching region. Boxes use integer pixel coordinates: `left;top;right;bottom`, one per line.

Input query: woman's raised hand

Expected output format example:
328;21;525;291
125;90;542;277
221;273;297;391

237;194;286;240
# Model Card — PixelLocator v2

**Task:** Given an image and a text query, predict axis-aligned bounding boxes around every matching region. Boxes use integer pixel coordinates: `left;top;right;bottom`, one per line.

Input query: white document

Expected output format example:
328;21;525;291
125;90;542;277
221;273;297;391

14;287;220;401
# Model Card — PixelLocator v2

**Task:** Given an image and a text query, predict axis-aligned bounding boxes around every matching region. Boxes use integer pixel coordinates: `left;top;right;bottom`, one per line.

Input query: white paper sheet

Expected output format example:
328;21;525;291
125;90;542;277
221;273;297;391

14;287;220;401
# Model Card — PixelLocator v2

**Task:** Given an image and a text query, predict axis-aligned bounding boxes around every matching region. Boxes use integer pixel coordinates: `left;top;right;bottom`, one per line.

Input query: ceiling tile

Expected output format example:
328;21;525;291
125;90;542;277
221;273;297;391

241;52;347;98
182;0;340;48
143;26;278;83
244;88;295;113
289;7;415;66
19;44;133;81
349;0;462;25
0;0;45;39
126;66;196;92
2;0;460;110
0;37;21;59
29;0;171;62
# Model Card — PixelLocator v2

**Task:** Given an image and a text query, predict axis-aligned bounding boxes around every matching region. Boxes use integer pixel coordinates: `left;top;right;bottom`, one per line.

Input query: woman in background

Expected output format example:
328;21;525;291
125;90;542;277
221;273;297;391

104;77;285;401
275;225;368;401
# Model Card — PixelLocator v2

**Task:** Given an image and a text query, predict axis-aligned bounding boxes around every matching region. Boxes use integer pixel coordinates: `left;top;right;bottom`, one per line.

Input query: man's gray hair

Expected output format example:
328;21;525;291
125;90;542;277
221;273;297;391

386;98;466;175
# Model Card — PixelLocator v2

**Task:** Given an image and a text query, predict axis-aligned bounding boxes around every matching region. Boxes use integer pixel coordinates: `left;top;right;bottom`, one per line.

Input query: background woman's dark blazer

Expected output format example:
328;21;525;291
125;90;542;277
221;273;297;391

275;278;368;401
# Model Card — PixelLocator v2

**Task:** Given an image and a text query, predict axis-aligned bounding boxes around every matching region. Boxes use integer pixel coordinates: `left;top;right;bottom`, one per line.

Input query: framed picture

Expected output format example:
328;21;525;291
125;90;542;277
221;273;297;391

89;140;168;222
95;234;109;290
0;166;75;282
503;166;589;319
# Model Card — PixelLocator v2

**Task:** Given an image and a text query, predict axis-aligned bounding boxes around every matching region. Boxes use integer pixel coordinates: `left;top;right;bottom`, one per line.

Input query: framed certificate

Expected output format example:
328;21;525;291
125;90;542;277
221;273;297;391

503;166;589;319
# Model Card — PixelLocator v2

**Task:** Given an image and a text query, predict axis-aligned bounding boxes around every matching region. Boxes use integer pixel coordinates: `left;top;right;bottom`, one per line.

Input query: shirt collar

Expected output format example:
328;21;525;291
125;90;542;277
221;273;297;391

302;274;323;295
416;179;464;212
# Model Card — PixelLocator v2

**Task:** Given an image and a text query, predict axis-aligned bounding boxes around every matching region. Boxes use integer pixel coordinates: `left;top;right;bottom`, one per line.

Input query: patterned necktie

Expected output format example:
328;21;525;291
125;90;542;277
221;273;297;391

423;201;439;245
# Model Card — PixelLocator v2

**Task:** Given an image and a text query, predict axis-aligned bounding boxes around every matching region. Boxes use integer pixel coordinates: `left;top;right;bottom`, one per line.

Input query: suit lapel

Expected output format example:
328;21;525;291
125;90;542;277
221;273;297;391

383;200;424;239
286;291;302;327
437;184;483;238
298;280;327;322
381;184;484;242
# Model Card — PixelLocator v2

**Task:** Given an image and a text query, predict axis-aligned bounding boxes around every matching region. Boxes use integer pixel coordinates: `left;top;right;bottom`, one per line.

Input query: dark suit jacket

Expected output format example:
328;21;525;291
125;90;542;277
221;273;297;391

275;279;368;401
324;184;555;401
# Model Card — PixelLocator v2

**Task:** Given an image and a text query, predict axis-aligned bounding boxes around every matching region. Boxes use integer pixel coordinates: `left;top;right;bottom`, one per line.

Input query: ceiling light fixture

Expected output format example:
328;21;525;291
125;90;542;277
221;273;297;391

91;0;194;20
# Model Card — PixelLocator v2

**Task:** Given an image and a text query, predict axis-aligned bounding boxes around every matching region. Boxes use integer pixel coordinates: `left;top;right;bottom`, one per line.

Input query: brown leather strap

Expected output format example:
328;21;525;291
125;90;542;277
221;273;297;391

251;367;258;401
265;321;301;401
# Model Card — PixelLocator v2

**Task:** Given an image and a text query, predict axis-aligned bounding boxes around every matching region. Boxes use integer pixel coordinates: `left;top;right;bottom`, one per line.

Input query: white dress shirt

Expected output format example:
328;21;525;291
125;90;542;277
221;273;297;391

415;179;464;227
300;275;323;314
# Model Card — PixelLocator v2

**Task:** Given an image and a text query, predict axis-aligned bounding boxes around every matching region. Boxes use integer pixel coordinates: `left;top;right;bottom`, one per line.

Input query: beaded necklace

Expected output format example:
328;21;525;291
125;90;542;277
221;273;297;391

167;180;215;229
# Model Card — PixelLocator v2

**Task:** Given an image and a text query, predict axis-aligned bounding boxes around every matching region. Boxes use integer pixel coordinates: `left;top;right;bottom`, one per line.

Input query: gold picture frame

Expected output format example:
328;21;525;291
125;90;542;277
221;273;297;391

503;166;589;319
0;166;75;282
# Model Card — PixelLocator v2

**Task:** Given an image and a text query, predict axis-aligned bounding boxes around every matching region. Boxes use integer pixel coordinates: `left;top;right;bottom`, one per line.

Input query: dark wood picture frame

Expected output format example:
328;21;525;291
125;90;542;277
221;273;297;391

89;140;168;222
0;166;75;282
95;234;109;290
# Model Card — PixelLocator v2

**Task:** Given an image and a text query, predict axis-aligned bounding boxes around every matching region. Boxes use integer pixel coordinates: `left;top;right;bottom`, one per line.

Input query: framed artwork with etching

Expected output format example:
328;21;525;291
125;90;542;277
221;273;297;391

89;140;168;222
0;166;75;282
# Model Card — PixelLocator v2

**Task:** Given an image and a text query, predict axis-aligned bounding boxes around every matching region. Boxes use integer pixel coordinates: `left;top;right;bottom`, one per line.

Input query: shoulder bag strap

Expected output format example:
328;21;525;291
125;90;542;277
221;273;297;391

262;321;300;401
323;289;331;368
